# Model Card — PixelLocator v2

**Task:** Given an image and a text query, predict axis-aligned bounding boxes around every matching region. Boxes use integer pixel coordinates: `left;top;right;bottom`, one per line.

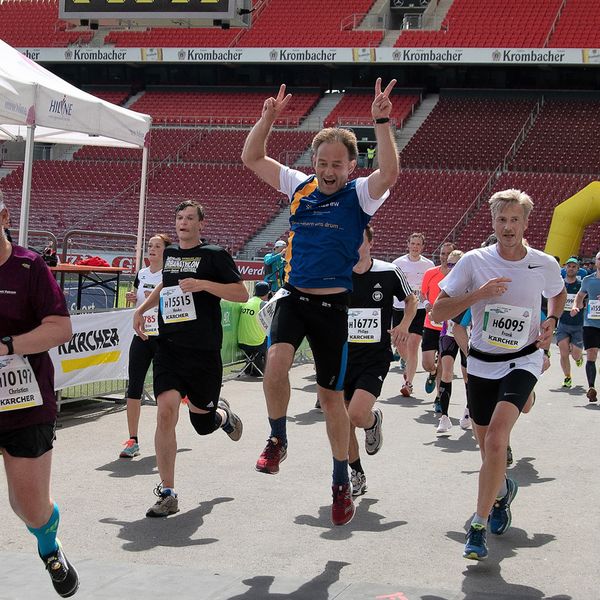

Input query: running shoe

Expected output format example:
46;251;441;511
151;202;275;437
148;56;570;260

400;381;413;397
218;398;243;441
350;469;367;496
399;358;406;372
463;524;488;560
489;478;518;535
459;409;471;430
425;373;436;394
146;483;179;518
255;437;287;474
119;438;140;458
506;445;513;467
562;377;572;389
391;351;401;362
587;387;597;402
41;541;79;598
575;357;584;368
331;483;355;526
365;408;383;455
433;399;442;415
436;414;452;434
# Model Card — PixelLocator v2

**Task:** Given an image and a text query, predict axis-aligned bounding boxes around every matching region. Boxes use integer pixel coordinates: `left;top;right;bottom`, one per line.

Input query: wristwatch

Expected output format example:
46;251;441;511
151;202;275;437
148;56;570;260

1;336;14;355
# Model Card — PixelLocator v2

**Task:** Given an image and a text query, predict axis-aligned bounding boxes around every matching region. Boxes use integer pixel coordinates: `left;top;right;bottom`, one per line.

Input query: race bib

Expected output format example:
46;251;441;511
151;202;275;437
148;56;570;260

159;286;197;324
348;308;381;343
482;303;532;350
588;299;600;320
143;307;159;336
258;288;291;333
564;294;576;312
0;355;44;412
445;320;455;337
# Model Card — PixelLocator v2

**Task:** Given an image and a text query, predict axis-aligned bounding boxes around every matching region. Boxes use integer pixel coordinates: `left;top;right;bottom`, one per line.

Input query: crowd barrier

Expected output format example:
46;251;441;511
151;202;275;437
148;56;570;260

55;300;311;407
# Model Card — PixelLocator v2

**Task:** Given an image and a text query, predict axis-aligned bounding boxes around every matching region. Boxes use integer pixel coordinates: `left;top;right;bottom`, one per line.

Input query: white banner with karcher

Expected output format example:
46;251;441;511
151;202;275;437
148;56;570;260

49;309;135;391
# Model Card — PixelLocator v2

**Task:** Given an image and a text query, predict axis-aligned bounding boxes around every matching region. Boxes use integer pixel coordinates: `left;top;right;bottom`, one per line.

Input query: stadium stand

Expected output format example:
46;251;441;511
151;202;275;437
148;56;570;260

236;0;383;48
548;0;600;48
453;172;599;253
0;0;93;47
127;90;321;126
85;89;131;106
400;97;538;170
510;98;600;174
395;0;563;48
324;92;421;129
104;27;242;49
369;169;492;257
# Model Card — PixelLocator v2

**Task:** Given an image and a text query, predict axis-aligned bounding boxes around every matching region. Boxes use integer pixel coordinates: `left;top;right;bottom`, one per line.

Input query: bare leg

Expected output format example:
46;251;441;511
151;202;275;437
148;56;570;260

319;386;350;461
126;398;142;438
154;390;181;489
263;343;295;420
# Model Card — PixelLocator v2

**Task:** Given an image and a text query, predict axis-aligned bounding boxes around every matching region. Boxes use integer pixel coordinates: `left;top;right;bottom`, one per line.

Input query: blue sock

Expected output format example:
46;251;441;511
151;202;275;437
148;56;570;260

28;503;59;558
332;458;349;486
268;416;287;445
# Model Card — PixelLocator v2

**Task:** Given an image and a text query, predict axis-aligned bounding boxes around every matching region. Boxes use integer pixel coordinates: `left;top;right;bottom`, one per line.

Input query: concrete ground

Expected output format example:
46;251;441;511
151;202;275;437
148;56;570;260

0;344;596;600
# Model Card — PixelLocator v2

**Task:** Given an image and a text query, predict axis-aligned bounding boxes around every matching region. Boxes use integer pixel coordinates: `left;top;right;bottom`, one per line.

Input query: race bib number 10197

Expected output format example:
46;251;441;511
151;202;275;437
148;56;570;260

0;355;44;412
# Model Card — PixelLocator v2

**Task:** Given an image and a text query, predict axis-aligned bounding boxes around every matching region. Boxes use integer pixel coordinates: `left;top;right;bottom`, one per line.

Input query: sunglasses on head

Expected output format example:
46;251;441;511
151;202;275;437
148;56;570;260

447;262;456;267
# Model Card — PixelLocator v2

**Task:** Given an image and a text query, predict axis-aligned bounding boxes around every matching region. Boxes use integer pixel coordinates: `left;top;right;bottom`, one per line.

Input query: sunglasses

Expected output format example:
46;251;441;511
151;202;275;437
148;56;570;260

447;262;456;268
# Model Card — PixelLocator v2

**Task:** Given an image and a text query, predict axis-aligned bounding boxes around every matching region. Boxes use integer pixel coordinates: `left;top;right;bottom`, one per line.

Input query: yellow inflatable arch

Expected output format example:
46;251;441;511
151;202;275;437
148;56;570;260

544;181;600;263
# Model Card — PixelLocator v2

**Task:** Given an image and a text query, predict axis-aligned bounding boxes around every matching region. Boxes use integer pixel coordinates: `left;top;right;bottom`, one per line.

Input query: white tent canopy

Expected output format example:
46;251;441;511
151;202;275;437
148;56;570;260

0;37;152;269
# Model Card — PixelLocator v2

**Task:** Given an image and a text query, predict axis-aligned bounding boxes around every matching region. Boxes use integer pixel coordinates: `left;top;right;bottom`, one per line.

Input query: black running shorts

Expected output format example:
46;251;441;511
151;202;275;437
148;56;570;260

153;338;222;410
467;370;537;427
269;288;349;391
583;326;600;350
344;356;390;401
439;335;467;368
392;308;426;335
421;326;441;352
0;422;56;458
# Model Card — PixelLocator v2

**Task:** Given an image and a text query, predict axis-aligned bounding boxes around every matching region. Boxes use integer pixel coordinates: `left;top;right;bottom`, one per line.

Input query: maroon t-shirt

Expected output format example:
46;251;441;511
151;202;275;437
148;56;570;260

0;244;69;432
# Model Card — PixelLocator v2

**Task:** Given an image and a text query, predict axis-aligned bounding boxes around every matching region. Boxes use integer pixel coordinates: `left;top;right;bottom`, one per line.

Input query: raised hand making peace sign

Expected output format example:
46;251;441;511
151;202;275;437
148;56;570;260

261;83;292;121
372;77;397;121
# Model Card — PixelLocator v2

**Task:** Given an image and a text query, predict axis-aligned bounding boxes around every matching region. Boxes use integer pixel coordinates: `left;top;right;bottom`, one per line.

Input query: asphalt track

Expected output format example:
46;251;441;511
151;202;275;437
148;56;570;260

1;344;595;599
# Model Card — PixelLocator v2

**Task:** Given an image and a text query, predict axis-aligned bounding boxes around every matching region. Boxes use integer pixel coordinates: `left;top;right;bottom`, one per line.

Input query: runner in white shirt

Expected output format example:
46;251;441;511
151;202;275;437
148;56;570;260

392;233;434;397
432;189;566;561
119;233;170;459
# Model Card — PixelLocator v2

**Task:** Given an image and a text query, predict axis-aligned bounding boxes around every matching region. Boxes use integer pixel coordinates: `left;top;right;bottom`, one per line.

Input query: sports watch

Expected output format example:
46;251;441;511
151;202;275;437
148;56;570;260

1;336;14;355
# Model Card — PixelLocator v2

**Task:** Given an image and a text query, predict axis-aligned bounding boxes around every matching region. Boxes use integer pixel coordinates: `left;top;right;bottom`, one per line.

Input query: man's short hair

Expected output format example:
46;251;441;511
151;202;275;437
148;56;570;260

481;233;497;247
312;128;358;162
175;200;204;221
447;249;464;263
489;189;534;220
408;232;425;244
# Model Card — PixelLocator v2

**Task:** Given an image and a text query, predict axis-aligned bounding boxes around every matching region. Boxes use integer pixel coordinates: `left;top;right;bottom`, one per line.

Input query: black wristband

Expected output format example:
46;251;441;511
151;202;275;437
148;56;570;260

374;117;390;124
1;336;14;355
546;315;559;326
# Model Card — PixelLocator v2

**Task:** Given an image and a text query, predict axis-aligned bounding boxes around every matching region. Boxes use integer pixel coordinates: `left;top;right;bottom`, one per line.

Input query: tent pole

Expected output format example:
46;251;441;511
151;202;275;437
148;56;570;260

135;145;149;273
18;124;35;247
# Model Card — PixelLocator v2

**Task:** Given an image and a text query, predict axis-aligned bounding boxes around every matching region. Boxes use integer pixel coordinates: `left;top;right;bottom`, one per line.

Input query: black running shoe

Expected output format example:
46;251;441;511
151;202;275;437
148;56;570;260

41;541;80;598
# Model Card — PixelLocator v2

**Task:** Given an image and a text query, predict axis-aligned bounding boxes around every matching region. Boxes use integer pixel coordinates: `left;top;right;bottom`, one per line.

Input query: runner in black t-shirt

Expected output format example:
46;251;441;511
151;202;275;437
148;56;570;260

345;225;417;496
134;201;248;518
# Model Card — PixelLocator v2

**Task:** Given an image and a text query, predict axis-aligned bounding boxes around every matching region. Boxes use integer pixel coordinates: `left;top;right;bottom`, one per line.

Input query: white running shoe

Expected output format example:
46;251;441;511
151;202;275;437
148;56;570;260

350;469;367;496
459;410;472;430
436;415;452;434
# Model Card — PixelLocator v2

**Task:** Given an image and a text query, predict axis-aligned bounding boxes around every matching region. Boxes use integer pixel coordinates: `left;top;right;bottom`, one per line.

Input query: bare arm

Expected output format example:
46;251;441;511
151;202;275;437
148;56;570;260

431;276;511;323
390;293;417;349
133;282;163;339
0;315;72;356
537;288;567;349
367;78;400;200
241;84;292;190
570;289;587;316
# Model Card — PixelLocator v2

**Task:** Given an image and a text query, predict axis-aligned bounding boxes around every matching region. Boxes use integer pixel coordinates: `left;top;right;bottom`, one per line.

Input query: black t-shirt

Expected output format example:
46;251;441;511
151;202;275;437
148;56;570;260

159;243;242;350
348;258;412;362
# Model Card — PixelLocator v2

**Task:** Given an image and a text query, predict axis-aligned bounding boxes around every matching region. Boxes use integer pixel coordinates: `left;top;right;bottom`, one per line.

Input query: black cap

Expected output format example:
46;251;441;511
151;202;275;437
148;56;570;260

255;282;270;296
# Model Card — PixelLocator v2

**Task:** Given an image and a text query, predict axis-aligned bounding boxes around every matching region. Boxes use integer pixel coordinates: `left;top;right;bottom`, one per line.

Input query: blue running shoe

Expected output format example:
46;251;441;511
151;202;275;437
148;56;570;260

489;477;518;535
425;373;436;394
463;524;488;560
433;399;442;415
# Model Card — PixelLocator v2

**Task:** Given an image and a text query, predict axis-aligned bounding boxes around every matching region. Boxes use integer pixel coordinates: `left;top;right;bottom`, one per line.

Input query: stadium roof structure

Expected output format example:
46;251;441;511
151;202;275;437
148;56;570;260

0;37;152;267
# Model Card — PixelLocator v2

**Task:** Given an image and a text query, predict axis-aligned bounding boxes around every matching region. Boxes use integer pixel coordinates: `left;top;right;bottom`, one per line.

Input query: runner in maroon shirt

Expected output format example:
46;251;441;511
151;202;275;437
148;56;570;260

0;193;79;598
